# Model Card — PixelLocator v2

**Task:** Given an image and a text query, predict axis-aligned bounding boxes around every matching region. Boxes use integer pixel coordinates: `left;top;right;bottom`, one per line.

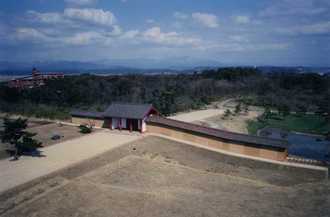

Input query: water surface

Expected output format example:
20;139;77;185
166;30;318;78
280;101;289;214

259;128;330;162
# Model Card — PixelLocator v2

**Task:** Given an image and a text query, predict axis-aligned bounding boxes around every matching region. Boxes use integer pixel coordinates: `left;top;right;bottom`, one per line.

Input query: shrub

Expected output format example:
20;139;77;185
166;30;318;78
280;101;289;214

243;103;249;114
79;125;92;134
222;109;232;119
0;117;42;159
234;103;242;115
326;132;330;141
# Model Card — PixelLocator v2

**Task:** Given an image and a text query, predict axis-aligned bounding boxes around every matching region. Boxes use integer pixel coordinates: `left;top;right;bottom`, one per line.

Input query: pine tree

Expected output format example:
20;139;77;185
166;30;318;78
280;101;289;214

234;103;242;115
0;117;42;160
243;103;249;114
223;109;232;119
325;131;330;141
263;107;271;120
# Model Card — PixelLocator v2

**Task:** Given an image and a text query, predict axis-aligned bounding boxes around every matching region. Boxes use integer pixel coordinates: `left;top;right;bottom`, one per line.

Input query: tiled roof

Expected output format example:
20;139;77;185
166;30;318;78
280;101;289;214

71;103;154;120
146;115;288;150
103;103;154;119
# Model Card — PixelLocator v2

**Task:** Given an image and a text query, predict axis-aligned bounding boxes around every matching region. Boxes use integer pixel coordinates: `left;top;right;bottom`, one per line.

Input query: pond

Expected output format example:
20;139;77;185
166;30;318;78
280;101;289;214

259;127;330;162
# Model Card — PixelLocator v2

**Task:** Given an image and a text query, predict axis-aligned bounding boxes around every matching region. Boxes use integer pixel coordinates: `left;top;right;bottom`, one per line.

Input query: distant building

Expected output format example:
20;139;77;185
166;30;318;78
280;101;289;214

71;103;159;133
7;68;64;89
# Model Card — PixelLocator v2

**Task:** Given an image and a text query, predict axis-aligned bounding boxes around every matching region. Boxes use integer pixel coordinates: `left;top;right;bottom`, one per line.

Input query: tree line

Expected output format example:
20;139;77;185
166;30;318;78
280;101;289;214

0;67;329;119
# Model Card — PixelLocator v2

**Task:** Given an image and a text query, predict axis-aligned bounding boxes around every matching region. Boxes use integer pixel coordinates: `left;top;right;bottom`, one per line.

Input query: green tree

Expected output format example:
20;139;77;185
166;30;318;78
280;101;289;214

278;104;290;117
263;107;272;120
0;117;42;160
296;104;307;116
79;124;93;134
234;103;242;115
223;109;232;119
243;103;249;114
319;92;330;122
326;132;330;141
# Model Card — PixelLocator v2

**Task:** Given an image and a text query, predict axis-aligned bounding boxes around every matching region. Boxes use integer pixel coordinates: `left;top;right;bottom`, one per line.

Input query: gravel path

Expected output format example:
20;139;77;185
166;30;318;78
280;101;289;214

0;130;141;193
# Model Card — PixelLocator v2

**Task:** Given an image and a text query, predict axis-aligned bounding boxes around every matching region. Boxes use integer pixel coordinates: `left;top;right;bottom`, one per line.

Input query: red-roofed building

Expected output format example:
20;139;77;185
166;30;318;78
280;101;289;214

8;68;64;89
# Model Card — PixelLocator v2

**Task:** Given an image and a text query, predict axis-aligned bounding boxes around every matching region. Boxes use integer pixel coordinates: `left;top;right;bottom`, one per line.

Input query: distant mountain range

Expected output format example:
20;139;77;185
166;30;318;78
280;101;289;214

0;59;329;76
257;66;330;74
0;58;223;75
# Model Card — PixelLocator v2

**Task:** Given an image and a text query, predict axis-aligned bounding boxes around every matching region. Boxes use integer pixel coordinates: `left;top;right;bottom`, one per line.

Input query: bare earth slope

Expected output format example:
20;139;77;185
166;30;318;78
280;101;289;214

1;136;329;217
169;99;263;134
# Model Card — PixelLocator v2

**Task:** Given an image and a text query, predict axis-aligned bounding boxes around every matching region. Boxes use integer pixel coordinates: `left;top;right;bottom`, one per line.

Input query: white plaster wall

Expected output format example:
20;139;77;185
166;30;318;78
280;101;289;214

142;118;147;132
121;118;127;128
112;118;119;129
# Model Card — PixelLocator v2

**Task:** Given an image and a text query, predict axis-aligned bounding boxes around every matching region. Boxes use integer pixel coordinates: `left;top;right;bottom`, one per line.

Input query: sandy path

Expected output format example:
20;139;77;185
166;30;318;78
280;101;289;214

168;98;234;123
169;109;225;122
0;130;141;193
169;99;263;134
199;110;262;134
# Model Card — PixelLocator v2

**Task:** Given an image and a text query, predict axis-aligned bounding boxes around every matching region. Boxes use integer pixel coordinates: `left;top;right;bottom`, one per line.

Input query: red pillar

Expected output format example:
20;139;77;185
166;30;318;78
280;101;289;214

129;119;133;132
119;118;122;131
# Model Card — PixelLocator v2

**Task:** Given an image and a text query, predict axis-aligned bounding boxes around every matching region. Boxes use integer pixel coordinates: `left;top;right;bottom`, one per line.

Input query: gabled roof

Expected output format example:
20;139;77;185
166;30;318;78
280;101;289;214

146;116;288;150
70;103;156;120
103;103;154;119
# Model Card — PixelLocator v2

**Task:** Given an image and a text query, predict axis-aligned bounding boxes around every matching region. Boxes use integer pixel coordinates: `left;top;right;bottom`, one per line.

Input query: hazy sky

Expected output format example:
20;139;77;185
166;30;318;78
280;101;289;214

0;0;330;66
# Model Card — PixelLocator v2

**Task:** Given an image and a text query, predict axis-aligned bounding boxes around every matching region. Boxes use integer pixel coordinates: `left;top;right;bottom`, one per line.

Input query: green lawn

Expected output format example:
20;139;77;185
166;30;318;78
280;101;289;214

247;114;330;136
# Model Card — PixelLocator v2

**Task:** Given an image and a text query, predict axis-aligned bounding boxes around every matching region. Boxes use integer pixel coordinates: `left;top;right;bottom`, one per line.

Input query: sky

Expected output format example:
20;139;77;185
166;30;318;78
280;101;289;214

0;0;330;67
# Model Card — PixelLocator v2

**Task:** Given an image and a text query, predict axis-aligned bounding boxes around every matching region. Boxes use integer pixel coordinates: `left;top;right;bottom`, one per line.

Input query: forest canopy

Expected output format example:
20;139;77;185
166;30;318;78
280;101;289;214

0;68;329;119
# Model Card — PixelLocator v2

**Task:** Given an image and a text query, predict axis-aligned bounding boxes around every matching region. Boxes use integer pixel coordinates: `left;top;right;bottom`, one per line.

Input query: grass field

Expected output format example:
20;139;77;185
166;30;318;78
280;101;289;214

247;114;330;135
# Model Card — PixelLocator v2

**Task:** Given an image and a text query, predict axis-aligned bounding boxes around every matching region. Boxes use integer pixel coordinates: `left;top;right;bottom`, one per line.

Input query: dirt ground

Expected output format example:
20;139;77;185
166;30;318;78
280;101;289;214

0;121;96;159
29;123;100;148
170;99;263;134
1;136;329;217
169;108;225;122
196;108;262;134
168;98;234;122
0;130;141;193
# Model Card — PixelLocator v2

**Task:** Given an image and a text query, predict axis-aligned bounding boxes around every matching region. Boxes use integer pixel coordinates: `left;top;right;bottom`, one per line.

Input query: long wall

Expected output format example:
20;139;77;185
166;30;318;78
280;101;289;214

146;123;287;161
72;115;287;161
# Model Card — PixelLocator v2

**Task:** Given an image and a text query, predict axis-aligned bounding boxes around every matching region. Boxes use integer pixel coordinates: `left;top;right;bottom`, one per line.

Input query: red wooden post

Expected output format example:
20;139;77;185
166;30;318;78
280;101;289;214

130;119;133;132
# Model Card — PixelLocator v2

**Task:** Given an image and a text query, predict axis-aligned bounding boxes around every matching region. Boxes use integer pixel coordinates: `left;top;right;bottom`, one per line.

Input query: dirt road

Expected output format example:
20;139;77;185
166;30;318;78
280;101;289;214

0;130;141;193
169;108;225;122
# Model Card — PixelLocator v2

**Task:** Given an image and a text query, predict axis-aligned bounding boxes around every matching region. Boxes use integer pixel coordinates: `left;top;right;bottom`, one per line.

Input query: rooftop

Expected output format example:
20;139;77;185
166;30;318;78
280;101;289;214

146;115;289;150
71;103;155;119
103;103;154;119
